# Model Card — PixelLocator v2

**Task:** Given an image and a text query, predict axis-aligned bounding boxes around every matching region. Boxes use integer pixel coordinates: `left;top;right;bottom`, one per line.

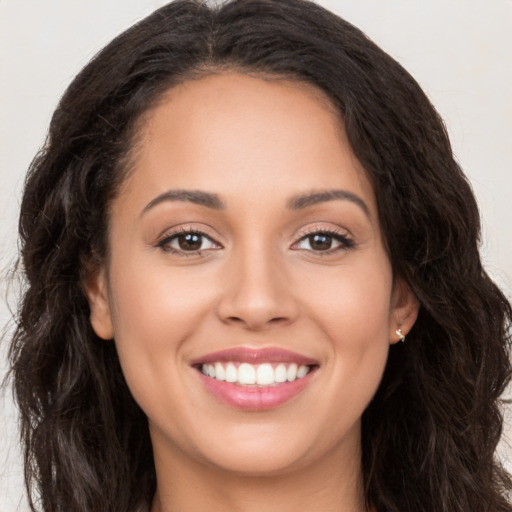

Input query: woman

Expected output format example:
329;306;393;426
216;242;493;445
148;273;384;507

8;0;512;511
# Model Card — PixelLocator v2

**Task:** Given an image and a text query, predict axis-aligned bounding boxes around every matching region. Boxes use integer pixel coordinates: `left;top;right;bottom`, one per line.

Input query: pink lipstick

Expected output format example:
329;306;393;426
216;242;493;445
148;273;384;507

192;348;318;411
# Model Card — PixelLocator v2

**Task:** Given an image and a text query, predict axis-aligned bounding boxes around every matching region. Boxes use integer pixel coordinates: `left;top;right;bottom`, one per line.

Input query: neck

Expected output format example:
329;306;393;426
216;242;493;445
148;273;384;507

150;433;368;512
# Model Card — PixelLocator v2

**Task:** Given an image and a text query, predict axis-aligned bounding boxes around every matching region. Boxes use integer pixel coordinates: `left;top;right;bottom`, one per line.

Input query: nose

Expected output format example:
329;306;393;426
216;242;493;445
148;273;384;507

216;246;299;331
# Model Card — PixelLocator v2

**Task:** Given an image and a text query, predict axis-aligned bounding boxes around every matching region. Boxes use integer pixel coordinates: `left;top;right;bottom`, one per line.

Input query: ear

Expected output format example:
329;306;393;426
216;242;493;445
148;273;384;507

389;277;420;344
84;266;114;340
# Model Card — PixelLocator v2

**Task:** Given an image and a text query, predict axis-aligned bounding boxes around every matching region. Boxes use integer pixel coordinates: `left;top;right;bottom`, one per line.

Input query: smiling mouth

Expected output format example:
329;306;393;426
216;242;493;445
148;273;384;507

192;348;319;410
198;361;314;386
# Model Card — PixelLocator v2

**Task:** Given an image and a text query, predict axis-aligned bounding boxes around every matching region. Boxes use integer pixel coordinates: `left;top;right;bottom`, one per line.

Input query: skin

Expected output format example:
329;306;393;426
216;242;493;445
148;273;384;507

86;72;419;512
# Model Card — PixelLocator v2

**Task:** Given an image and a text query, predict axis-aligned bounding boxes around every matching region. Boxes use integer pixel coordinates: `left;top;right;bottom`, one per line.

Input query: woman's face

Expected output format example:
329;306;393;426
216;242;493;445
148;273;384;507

87;73;417;477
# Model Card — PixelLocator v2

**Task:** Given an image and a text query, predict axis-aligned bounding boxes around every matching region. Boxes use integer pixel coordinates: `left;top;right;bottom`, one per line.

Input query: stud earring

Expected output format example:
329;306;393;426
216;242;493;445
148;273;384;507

396;328;406;343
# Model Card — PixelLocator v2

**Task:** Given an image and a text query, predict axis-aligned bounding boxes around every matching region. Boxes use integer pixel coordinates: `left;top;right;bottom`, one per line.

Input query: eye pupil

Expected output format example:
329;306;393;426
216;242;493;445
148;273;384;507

309;234;332;250
178;233;202;251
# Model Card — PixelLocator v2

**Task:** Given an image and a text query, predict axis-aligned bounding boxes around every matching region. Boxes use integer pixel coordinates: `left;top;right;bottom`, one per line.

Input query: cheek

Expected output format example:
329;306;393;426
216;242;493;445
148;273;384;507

320;290;391;384
106;256;218;396
299;256;393;405
105;259;222;435
300;254;393;344
109;257;215;340
319;285;391;428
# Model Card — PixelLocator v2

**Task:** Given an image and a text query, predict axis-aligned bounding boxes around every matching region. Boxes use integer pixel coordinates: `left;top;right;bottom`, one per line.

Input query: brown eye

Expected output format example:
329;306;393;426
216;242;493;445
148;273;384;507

308;234;334;251
158;231;219;254
177;233;203;251
293;230;353;253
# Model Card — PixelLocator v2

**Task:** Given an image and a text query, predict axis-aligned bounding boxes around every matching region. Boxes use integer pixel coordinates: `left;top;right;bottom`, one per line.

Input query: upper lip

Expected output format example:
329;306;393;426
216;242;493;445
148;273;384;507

190;347;319;366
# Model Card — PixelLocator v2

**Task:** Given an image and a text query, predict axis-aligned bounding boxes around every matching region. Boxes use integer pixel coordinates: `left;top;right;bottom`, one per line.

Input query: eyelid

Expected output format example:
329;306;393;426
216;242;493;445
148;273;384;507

155;226;223;255
291;225;355;252
154;222;223;245
152;223;354;255
294;224;352;241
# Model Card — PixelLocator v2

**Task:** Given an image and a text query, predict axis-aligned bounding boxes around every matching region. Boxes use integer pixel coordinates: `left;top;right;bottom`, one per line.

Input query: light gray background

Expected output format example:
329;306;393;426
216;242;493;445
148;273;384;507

1;0;511;509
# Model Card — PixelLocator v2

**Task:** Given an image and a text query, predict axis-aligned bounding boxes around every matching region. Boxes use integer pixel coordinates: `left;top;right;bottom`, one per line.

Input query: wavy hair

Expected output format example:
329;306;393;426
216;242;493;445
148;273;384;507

8;0;512;511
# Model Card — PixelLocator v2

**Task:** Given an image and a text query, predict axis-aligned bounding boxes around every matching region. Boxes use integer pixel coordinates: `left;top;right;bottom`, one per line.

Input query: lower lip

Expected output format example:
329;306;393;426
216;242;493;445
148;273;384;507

196;370;315;411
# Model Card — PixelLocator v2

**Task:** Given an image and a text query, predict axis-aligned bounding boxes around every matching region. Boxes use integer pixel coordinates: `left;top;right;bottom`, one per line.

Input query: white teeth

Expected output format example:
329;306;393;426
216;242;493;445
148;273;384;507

238;363;256;384
287;363;298;381
274;363;287;383
256;363;274;385
214;362;225;381
225;363;238;383
200;361;312;386
297;365;309;378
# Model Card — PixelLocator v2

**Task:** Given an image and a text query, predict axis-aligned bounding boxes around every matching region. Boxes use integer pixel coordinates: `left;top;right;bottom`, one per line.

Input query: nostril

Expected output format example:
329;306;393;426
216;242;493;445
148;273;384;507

269;316;288;324
226;316;243;323
225;315;289;327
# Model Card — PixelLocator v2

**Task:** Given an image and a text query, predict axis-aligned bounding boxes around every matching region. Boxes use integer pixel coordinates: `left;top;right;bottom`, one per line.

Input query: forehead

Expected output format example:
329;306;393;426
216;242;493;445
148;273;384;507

119;72;376;217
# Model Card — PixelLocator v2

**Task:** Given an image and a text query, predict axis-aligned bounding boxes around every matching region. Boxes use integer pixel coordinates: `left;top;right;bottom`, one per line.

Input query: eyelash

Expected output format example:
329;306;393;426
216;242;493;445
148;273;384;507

155;227;354;256
292;228;355;255
156;228;219;256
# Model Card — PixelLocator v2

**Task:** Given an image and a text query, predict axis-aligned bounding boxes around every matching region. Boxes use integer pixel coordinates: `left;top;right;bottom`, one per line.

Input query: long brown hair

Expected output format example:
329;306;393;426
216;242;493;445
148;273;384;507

8;1;512;510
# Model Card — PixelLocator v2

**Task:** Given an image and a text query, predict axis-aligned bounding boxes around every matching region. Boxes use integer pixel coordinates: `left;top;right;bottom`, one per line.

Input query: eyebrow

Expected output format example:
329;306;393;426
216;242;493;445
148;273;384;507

141;187;370;218
141;189;225;215
287;189;370;217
